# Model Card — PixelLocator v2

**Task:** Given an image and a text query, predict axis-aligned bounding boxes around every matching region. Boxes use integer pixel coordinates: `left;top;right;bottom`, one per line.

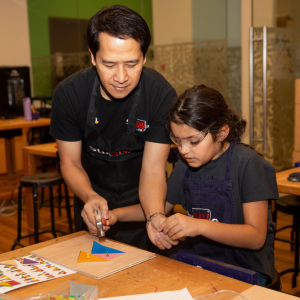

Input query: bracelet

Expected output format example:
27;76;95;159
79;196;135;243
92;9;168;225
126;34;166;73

146;212;165;229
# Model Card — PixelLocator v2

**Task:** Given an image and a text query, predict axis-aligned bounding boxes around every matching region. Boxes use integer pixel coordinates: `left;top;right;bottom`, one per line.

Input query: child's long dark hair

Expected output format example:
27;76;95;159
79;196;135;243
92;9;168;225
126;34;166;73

167;84;246;144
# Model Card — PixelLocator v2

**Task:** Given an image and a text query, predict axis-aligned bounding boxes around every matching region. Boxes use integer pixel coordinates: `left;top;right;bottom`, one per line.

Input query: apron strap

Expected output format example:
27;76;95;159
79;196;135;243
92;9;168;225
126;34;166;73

127;81;141;134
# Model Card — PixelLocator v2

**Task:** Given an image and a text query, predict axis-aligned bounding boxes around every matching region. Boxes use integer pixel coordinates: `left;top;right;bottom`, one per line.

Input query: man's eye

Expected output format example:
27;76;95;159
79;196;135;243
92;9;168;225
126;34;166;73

105;65;114;68
127;64;136;68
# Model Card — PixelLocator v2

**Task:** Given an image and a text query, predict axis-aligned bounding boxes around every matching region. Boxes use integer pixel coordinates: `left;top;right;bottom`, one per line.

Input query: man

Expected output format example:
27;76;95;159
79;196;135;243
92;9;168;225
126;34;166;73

50;5;177;251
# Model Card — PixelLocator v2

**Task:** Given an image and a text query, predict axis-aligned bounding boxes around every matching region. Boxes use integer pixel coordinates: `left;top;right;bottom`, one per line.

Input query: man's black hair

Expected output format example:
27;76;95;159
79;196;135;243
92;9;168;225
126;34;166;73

87;5;151;58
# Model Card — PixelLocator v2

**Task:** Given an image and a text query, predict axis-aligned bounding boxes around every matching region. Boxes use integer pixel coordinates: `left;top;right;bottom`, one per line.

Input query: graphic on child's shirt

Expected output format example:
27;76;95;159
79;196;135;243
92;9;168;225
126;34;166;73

189;208;219;222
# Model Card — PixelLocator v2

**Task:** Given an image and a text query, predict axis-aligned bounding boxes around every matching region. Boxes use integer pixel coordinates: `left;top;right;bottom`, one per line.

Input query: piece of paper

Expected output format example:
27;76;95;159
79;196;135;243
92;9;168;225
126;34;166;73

99;288;193;300
77;251;111;264
0;255;75;293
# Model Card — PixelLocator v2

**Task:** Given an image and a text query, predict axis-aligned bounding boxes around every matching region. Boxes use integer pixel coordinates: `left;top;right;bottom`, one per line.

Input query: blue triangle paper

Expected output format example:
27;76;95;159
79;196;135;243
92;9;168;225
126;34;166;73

92;241;125;254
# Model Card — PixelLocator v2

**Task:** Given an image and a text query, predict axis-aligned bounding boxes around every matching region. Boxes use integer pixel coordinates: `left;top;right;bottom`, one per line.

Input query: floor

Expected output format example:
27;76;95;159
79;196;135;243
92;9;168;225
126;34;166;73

1;172;300;296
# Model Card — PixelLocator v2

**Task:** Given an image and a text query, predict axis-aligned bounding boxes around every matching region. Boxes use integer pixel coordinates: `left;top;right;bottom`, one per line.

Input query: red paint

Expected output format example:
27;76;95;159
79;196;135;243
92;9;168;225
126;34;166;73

210;282;218;292
150;284;158;292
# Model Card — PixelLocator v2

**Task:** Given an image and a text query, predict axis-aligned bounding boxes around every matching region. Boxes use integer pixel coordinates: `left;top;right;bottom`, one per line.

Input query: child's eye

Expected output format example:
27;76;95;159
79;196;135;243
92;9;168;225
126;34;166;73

189;140;200;146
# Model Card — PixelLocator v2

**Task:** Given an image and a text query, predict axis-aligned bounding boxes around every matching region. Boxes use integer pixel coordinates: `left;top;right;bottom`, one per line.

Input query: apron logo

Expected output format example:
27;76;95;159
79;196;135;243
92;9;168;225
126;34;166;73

190;208;219;222
89;146;131;157
125;119;149;132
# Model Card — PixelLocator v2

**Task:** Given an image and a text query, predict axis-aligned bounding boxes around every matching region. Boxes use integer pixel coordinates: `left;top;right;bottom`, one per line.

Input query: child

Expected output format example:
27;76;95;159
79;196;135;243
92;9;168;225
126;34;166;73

107;84;278;286
159;84;279;286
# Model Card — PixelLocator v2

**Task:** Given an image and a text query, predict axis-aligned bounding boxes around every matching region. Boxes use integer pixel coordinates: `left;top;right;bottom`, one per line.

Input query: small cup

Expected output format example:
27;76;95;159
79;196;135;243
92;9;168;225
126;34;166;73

33;112;40;120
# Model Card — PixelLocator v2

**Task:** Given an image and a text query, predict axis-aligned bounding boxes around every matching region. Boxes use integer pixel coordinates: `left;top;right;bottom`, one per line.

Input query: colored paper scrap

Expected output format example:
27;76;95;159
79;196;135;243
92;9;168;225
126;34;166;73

77;251;111;264
22;258;39;265
91;241;125;254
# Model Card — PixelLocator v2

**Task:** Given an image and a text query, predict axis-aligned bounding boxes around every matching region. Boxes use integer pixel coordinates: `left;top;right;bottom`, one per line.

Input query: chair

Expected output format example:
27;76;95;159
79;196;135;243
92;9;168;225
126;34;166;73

273;194;300;288
11;173;73;250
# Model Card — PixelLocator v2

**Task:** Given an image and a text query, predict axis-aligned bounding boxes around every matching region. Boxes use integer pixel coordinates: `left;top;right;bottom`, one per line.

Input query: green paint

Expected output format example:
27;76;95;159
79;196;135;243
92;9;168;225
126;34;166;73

106;251;109;256
27;0;153;96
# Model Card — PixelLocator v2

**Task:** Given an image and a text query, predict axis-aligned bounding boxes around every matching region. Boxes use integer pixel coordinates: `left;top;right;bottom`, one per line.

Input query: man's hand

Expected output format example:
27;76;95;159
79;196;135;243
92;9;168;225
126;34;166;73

81;194;109;236
147;214;179;250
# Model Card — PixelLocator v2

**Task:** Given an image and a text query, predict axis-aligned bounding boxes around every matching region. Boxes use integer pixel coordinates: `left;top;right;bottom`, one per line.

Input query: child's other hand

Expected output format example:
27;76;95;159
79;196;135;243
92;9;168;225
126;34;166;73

159;213;200;240
104;210;118;231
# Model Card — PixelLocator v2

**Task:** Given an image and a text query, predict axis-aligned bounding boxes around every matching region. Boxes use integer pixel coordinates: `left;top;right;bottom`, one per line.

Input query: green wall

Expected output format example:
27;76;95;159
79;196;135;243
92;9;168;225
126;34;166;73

27;0;153;95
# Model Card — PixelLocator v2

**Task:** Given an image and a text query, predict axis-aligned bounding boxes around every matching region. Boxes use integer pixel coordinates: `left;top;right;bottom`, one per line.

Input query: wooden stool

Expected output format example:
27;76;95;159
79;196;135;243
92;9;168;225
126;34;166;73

11;173;73;249
273;194;300;288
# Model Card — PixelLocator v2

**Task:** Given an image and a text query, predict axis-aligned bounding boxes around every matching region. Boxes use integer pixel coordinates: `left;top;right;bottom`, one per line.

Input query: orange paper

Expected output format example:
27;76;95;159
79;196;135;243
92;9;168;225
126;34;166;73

77;251;111;264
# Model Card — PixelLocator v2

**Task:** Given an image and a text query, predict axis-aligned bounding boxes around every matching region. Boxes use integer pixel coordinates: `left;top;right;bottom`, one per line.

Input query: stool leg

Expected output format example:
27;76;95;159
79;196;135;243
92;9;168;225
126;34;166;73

11;186;23;250
64;183;73;233
49;186;57;238
292;214;300;288
32;184;39;244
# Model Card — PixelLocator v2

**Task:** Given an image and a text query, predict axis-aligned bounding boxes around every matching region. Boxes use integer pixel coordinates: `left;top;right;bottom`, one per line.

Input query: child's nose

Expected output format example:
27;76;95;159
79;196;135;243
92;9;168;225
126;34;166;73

180;143;190;155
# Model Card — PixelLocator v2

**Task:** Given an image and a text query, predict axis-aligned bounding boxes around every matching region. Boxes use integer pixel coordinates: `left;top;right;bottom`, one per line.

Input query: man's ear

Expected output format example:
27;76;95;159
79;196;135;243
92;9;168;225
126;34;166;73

89;48;96;66
143;55;147;65
217;124;229;141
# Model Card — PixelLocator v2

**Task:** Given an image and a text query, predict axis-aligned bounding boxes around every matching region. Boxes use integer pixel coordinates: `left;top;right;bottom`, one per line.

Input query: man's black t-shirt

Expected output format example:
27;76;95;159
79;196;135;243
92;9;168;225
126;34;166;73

50;66;177;143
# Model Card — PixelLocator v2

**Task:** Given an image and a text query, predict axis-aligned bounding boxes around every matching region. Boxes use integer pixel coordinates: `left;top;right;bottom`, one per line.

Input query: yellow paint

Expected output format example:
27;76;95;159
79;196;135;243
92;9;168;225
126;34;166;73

87;253;90;259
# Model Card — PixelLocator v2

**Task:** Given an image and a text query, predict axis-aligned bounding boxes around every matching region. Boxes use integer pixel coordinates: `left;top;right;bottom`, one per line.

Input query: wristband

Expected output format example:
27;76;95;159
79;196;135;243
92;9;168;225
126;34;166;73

146;212;165;229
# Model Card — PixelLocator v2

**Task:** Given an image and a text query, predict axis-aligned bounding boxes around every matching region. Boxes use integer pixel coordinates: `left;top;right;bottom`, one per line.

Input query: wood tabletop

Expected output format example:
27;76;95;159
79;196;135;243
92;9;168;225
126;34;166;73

23;142;58;158
0;117;50;131
0;231;253;299
276;167;300;196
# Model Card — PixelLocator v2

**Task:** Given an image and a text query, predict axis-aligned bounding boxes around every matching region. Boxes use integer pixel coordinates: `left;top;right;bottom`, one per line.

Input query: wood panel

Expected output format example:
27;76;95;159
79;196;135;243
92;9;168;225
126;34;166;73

294;79;300;164
31;234;156;279
0;137;7;174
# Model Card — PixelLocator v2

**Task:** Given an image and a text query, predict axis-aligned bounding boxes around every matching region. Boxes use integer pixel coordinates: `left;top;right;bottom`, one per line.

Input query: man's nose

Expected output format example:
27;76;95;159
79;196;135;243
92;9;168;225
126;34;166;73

114;65;128;84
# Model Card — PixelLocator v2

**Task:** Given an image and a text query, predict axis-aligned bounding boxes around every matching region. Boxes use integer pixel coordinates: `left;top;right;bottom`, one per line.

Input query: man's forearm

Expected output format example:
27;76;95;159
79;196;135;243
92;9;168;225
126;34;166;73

60;162;99;203
139;171;166;220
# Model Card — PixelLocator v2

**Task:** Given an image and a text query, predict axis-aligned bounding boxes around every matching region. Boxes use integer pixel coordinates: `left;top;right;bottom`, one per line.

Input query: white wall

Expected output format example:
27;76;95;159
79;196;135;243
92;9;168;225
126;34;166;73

0;0;31;67
253;0;276;27
192;0;226;42
152;0;193;45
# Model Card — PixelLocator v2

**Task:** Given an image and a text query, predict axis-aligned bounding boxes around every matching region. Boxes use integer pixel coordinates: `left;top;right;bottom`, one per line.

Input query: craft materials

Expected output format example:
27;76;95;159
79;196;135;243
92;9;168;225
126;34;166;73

94;210;105;237
91;241;124;259
0;255;75;294
31;234;155;279
77;251;110;264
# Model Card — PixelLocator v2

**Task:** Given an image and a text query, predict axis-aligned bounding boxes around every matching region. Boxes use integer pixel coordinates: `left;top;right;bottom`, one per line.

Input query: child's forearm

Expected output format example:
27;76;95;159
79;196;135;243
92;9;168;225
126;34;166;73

112;204;146;222
111;202;175;223
197;220;266;250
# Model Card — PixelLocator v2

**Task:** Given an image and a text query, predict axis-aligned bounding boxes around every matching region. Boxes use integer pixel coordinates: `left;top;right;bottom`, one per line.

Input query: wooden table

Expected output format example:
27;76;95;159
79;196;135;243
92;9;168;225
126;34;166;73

0;231;295;300
0;117;51;174
276;167;300;195
22;142;58;243
23;142;57;176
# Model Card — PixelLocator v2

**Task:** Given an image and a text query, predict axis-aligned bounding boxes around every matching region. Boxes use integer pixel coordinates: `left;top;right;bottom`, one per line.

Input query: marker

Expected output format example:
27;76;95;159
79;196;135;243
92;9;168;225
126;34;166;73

95;117;99;124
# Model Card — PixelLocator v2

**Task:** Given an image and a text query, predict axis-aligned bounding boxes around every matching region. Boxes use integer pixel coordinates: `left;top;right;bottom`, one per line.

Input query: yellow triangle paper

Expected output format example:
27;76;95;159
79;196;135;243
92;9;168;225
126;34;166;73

77;251;111;264
0;260;17;266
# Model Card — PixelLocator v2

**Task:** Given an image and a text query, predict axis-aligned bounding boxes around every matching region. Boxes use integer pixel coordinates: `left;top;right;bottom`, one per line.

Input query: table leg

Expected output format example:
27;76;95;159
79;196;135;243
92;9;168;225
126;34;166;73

23;148;38;244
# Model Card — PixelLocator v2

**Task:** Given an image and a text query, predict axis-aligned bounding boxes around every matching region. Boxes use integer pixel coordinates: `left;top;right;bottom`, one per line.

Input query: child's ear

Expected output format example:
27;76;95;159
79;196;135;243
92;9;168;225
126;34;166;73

217;124;229;141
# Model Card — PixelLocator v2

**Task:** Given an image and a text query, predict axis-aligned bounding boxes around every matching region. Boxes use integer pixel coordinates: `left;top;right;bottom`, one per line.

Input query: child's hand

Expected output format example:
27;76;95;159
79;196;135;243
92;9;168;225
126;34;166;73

104;210;118;231
158;213;200;240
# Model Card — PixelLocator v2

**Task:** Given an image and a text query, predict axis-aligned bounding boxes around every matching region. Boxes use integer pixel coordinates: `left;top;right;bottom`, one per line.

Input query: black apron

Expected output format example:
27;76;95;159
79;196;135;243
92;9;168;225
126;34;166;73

183;138;253;270
74;74;153;250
